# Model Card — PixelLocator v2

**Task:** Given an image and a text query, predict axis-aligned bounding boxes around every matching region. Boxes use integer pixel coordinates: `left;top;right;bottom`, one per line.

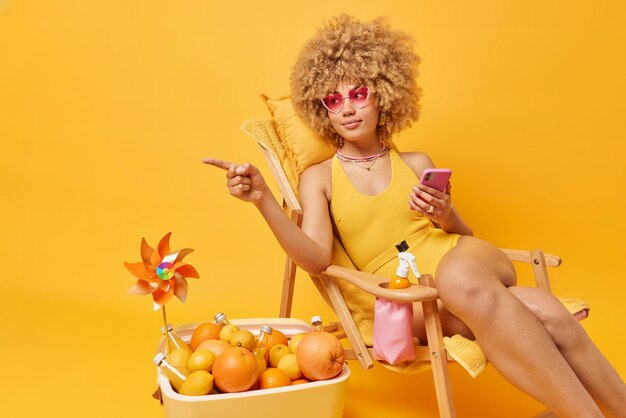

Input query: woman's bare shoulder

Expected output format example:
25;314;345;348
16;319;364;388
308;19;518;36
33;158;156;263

302;158;332;177
300;158;332;198
398;151;436;172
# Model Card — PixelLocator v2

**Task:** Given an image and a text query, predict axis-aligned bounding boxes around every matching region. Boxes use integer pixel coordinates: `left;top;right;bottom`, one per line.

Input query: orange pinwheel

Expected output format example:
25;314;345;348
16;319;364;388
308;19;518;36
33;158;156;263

125;232;200;310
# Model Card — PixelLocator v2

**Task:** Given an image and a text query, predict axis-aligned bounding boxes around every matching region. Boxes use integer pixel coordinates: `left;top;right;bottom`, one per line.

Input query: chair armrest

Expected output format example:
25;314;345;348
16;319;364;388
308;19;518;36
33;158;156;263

321;265;439;303
501;248;561;293
501;248;562;267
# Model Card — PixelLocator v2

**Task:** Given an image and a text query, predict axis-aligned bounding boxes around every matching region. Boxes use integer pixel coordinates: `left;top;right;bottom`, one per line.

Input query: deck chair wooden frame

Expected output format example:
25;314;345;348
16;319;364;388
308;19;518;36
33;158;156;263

242;118;562;418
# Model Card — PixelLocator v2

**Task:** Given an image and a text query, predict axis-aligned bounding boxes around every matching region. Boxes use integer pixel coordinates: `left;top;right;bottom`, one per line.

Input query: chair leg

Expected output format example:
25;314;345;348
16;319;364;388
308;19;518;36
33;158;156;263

279;256;297;318
278;210;303;318
419;274;456;418
319;273;374;369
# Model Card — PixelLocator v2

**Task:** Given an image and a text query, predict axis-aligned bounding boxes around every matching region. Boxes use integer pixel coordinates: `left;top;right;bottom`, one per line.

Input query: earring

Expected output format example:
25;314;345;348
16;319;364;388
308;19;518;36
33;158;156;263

378;112;386;126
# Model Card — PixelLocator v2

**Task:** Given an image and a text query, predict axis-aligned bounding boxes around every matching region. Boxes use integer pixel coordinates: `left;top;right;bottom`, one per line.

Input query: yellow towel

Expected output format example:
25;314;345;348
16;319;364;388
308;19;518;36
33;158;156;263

444;335;487;378
559;297;590;320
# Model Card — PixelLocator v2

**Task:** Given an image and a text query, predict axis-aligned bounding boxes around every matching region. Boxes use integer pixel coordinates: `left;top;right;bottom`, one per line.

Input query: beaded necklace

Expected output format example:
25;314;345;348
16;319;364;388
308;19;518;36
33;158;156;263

335;145;388;171
335;145;387;162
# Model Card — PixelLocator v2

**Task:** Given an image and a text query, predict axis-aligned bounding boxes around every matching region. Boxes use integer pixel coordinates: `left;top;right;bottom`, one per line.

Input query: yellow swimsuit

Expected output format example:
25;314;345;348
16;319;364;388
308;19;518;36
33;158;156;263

330;149;460;345
329;149;588;376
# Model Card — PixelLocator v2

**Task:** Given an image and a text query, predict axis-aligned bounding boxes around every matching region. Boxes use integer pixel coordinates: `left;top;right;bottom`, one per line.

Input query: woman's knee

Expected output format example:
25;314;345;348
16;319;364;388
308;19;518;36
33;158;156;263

434;260;502;317
435;238;515;310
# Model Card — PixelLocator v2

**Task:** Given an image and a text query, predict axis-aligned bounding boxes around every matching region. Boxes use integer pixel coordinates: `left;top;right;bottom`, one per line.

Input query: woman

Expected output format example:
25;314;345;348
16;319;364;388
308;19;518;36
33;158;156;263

204;15;626;417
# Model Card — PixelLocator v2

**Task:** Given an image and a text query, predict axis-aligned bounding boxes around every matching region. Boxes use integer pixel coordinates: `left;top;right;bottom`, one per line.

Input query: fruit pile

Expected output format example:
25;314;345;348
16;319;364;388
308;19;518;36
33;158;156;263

161;321;345;396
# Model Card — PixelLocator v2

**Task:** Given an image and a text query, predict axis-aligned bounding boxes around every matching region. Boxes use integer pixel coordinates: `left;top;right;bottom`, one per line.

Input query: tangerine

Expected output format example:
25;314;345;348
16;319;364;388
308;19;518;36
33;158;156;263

292;378;311;385
190;322;221;351
296;331;344;381
212;347;258;393
266;329;289;351
257;367;291;390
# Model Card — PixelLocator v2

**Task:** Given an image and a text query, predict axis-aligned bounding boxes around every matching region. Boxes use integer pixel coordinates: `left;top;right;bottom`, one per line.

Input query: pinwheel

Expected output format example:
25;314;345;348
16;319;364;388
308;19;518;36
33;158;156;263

124;232;200;311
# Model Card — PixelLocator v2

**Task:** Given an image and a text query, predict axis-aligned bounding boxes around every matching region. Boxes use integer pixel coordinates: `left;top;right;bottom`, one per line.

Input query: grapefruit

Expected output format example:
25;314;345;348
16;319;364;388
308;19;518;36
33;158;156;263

195;339;230;357
212;347;258;393
296;331;344;381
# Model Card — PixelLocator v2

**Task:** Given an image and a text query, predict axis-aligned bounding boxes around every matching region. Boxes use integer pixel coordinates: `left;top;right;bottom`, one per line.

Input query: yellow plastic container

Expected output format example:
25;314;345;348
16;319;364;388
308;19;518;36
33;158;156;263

156;318;350;418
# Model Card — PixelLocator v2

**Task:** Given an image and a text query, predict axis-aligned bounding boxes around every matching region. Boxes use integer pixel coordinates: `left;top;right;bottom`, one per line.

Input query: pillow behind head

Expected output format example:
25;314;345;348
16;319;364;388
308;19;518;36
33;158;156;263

261;95;337;178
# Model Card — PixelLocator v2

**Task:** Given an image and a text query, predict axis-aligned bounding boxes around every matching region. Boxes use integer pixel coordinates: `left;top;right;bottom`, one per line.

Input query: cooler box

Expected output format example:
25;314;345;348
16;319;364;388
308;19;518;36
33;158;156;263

156;318;350;418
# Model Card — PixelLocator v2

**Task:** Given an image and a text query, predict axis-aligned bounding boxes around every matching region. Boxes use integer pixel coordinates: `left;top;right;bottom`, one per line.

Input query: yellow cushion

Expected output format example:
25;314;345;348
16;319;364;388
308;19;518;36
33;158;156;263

260;95;337;180
241;117;300;199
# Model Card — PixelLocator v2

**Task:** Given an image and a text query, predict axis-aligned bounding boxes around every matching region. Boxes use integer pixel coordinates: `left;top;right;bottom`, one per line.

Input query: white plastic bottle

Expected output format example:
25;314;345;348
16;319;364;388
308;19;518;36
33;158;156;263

388;251;420;289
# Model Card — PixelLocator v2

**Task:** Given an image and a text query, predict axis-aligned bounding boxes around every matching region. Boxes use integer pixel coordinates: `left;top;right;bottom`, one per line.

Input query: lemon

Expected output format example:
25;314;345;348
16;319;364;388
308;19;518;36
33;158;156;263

269;344;290;368
219;324;240;344
277;353;302;380
179;370;214;396
229;329;255;351
289;333;306;354
186;349;216;373
168;348;190;368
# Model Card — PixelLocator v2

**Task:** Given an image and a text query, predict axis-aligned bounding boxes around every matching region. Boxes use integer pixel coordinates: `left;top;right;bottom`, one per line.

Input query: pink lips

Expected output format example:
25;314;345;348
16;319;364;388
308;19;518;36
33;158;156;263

341;119;362;129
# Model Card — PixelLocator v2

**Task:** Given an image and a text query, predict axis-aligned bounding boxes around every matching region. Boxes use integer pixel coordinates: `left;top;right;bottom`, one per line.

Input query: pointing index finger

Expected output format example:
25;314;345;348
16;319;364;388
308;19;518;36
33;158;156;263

202;157;232;171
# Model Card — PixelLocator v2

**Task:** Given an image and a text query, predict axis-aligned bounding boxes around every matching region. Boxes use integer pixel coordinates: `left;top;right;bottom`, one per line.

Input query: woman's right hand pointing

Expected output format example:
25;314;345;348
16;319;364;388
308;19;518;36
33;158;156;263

202;158;268;204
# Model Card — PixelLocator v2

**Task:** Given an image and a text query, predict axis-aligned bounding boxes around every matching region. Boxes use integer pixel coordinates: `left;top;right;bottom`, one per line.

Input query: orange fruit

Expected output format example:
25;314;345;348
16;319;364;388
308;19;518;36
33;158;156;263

190;322;221;351
296;331;345;381
212;347;259;393
195;339;230;357
266;329;289;351
257;368;291;390
292;378;311;385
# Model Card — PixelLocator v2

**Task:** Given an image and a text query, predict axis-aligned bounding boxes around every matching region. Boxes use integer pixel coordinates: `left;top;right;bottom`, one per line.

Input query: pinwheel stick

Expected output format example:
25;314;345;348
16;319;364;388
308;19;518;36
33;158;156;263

161;305;169;337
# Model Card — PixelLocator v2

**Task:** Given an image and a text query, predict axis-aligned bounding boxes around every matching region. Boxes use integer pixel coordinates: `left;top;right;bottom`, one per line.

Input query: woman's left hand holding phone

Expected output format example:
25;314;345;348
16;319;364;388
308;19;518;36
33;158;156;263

409;182;453;225
202;158;268;205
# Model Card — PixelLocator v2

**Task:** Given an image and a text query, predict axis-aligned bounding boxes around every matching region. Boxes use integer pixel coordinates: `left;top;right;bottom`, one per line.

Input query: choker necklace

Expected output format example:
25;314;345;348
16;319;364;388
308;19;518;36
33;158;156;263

335;145;387;171
335;145;387;163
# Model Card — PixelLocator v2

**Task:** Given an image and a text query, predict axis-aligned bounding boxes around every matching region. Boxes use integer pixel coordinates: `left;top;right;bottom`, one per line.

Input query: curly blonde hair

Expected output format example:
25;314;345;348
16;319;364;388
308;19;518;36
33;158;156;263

290;14;421;147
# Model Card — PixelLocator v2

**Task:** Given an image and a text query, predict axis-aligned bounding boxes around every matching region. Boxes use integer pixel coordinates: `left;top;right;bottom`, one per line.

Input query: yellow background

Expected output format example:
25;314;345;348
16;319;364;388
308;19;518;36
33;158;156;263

1;1;625;417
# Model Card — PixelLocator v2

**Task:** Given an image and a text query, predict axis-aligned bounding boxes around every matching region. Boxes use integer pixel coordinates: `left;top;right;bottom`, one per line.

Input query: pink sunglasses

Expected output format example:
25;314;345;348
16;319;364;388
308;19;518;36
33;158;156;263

321;86;370;114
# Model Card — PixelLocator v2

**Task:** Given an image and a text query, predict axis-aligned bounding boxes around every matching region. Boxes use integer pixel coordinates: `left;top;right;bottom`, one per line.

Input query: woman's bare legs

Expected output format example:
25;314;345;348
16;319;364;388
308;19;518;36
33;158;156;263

425;236;603;418
413;283;626;417
508;287;626;417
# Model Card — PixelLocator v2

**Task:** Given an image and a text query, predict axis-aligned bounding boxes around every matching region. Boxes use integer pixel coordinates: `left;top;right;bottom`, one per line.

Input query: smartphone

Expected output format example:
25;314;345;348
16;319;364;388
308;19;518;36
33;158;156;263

419;168;452;192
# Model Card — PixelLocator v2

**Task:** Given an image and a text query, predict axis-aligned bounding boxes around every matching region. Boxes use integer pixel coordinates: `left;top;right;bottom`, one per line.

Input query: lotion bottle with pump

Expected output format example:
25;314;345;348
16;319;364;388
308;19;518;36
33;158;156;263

388;251;420;289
